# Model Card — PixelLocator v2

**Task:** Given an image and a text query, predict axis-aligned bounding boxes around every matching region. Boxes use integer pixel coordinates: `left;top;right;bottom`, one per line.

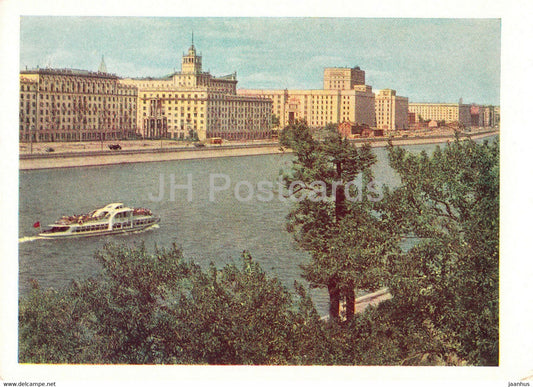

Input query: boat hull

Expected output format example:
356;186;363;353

38;217;160;239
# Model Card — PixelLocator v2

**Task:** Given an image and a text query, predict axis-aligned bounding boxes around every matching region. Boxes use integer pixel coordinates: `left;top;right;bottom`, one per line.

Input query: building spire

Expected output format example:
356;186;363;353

192;31;194;46
98;55;107;73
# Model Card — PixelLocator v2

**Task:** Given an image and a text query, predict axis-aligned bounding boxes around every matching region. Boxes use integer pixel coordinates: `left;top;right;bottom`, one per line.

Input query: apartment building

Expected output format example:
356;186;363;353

19;66;137;142
408;101;472;126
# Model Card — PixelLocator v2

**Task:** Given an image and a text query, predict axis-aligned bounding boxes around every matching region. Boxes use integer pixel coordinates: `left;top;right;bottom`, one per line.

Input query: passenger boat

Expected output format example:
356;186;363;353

38;203;160;239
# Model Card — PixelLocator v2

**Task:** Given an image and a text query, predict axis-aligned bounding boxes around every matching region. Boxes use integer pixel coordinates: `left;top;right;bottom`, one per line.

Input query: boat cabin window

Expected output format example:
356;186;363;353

49;226;69;232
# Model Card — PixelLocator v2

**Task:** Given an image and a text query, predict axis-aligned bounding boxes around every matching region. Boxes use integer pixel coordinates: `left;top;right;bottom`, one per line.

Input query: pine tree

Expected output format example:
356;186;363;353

279;121;396;320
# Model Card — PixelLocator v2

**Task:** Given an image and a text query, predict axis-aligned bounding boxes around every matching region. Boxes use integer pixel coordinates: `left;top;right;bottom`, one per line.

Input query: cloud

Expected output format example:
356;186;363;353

19;17;501;105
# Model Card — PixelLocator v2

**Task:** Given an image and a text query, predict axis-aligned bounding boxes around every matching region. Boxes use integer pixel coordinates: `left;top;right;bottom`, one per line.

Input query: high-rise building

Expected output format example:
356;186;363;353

237;67;376;129
120;41;272;141
374;89;409;130
323;66;365;90
19;68;137;142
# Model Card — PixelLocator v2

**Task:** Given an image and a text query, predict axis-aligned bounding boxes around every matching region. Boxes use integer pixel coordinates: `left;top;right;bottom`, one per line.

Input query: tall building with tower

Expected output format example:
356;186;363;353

120;38;272;141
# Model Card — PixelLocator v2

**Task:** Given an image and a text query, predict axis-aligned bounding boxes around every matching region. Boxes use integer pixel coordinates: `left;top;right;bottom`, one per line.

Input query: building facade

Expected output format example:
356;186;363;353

323;66;365;90
238;67;376;130
19;68;137;142
470;104;483;127
482;105;500;127
338;121;383;138
374;89;409;130
494;106;500;126
120;43;272;141
471;104;501;128
408;101;472;127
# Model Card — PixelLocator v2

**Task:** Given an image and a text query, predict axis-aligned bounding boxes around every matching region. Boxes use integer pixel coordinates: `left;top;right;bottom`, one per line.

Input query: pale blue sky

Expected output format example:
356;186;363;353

20;17;500;105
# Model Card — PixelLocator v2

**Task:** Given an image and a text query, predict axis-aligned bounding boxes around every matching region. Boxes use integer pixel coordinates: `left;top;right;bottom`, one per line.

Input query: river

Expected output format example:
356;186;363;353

18;136;497;316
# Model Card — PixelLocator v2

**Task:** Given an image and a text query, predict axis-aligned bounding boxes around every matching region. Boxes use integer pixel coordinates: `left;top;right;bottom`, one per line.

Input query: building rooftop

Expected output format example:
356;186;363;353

20;67;119;79
324;66;361;70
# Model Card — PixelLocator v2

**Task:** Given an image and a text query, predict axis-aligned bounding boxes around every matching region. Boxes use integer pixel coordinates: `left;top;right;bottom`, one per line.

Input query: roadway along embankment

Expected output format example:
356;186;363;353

19;143;287;170
19;129;498;171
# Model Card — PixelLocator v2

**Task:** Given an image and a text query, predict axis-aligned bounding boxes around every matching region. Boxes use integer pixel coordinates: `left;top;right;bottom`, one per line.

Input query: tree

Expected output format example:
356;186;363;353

271;114;280;128
19;243;344;364
379;136;499;365
18;280;94;363
279;121;396;320
188;129;199;141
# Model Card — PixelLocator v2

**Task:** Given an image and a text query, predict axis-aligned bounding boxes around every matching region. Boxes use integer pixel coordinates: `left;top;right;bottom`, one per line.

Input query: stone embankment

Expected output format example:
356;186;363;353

19;129;499;171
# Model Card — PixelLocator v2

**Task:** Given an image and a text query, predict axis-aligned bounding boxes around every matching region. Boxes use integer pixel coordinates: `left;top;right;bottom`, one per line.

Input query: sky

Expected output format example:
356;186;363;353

20;17;501;106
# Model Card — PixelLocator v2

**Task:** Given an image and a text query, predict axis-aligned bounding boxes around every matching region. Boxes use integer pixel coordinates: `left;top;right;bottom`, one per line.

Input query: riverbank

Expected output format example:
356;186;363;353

19;129;498;171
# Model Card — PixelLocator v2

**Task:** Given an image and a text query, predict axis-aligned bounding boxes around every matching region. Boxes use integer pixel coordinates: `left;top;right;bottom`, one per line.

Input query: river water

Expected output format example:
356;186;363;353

18;136;496;316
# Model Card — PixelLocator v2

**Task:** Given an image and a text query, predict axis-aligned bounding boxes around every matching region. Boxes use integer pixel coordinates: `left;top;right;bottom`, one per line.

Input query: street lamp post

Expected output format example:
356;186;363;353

99;111;104;151
30;125;34;154
160;120;163;149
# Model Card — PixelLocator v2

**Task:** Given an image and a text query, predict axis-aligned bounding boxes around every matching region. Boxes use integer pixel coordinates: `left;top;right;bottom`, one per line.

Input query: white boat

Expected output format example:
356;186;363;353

38;203;160;239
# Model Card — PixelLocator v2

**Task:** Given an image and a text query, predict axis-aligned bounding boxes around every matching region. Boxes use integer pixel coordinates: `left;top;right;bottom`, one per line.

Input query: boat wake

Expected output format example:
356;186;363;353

19;236;44;243
131;224;160;234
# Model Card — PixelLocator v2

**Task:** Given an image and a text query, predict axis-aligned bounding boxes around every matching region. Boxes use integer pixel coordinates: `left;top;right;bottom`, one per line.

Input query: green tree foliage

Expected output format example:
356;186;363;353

18;280;94;363
279;121;398;320
19;244;346;365
188;129;199;141
278;123;498;365
271;114;280;128
377;136;499;365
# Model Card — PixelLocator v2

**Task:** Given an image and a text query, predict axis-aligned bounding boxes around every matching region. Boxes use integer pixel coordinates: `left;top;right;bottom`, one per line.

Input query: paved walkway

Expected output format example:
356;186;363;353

354;287;393;314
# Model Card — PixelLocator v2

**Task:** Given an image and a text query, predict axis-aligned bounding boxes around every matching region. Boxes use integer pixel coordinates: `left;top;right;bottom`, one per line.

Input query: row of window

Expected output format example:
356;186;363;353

143;100;206;106
143;93;206;99
75;224;109;232
20;131;136;142
21;93;136;103
161;119;202;125
144;105;201;112
21;85;136;96
21;80;135;95
21;113;133;122
20;124;136;131
20;115;134;123
20;105;135;114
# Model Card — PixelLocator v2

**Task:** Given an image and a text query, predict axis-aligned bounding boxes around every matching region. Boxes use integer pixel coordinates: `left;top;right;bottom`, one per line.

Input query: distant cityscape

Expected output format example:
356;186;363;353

19;40;500;143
